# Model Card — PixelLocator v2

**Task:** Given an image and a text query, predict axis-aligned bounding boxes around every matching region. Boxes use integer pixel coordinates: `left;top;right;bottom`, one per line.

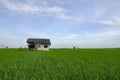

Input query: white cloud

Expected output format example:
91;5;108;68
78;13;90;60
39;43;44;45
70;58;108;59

0;0;87;21
0;29;26;48
0;0;69;19
51;30;120;48
0;0;66;13
93;19;120;26
95;20;114;25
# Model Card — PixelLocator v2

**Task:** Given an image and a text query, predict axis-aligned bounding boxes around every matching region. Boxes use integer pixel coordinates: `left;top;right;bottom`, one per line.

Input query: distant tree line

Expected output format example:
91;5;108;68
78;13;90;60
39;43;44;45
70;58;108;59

0;44;8;48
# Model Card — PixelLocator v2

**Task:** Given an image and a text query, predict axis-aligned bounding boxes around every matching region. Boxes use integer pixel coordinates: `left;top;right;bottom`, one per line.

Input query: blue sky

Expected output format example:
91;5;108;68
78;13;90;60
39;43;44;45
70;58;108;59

0;0;120;48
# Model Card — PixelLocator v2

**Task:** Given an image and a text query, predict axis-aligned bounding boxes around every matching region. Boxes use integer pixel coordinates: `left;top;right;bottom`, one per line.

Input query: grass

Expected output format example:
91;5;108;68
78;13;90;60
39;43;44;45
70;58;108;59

0;48;120;80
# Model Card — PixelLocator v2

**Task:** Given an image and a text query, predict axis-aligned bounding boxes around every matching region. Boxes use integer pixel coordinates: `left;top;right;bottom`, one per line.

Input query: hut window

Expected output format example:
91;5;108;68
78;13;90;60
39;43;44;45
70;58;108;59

44;45;48;48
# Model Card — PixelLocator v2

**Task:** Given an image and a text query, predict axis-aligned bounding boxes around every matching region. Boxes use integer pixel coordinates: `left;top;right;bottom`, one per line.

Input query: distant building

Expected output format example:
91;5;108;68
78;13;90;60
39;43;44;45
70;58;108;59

27;38;51;51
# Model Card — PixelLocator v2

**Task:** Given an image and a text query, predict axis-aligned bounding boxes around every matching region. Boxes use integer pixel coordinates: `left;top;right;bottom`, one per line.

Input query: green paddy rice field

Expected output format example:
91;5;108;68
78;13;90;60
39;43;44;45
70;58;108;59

0;49;120;80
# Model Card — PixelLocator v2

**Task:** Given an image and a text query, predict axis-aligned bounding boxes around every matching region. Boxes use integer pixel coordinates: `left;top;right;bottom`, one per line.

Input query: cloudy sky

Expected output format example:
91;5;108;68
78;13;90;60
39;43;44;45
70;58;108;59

0;0;120;48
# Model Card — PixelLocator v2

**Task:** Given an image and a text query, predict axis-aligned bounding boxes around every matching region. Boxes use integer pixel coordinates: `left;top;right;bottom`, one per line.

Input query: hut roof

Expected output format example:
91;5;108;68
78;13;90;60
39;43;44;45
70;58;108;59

27;38;51;45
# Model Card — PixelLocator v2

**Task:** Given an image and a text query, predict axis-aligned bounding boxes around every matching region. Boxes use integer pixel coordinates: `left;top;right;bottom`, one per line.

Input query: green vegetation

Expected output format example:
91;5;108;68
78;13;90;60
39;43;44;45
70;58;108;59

0;49;120;80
